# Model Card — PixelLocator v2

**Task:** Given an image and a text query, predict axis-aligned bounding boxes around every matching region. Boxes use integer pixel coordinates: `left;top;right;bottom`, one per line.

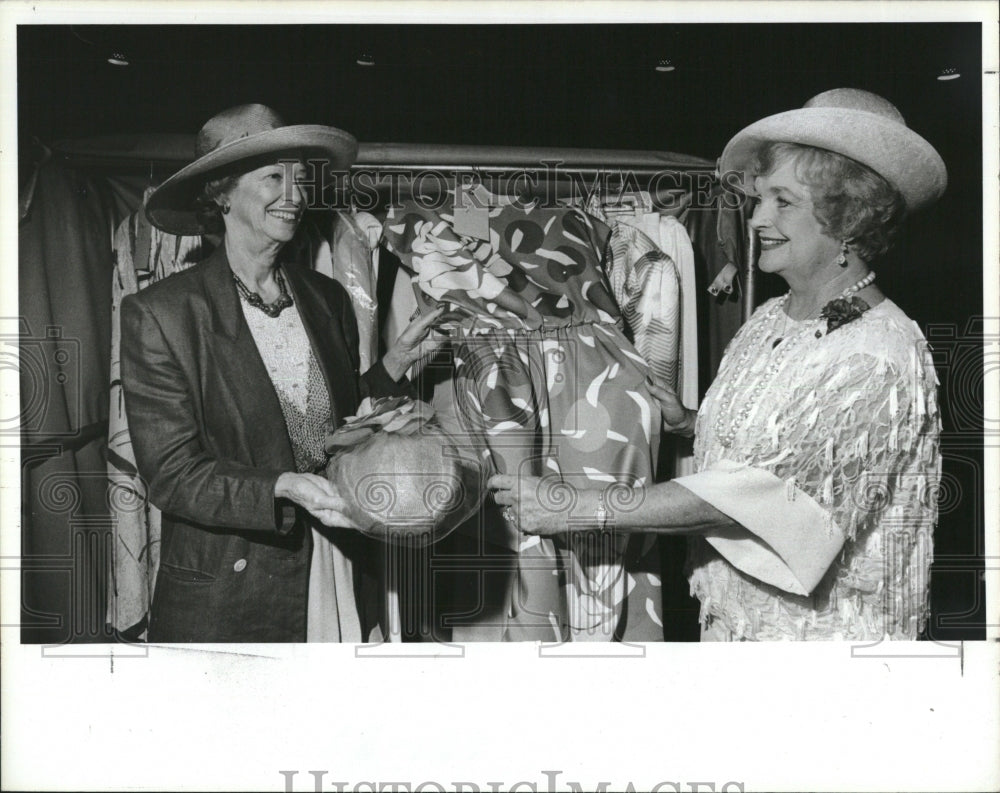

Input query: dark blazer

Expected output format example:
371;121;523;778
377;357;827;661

120;243;409;642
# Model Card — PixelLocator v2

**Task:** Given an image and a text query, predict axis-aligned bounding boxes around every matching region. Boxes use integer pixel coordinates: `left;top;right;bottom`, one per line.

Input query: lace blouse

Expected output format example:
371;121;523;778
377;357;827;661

239;295;331;474
677;296;940;640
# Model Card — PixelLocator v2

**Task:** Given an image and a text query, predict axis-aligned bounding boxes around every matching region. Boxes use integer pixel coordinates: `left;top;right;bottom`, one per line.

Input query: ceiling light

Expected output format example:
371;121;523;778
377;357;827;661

937;67;960;81
72;27;130;67
356;54;375;67
655;59;675;72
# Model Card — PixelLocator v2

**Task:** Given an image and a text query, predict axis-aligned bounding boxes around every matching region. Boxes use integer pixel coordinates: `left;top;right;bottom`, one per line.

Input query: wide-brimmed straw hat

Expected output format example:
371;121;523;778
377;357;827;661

145;103;358;235
719;88;946;212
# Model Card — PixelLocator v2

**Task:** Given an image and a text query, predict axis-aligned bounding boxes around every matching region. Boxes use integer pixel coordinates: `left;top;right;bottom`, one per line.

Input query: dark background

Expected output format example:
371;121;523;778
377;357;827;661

17;23;987;640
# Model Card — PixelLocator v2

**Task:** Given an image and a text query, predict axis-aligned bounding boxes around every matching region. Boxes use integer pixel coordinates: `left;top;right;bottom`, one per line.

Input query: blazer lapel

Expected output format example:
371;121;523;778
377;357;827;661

282;260;359;424
203;246;296;468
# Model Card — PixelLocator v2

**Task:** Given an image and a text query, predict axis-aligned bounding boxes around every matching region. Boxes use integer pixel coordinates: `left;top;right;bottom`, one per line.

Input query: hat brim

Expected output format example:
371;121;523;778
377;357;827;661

719;107;947;212
146;124;358;235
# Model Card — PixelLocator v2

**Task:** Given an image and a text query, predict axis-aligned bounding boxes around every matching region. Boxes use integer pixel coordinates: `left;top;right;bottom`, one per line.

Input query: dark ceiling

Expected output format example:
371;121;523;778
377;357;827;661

17;22;982;180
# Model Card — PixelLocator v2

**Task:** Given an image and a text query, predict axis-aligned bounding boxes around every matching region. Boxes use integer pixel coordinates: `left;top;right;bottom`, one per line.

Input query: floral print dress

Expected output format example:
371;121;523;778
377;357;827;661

383;194;664;641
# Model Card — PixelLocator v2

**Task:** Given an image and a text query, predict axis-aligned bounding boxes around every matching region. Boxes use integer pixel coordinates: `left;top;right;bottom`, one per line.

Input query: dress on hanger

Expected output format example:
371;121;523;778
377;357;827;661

383;194;664;641
591;205;698;482
604;220;681;392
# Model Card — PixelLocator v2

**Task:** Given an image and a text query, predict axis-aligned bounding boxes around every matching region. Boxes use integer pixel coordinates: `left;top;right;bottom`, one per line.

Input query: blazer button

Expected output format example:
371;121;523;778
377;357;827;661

233;558;248;573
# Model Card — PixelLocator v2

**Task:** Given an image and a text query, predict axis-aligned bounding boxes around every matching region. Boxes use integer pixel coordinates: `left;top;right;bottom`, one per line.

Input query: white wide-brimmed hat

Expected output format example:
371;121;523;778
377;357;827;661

146;103;358;235
719;88;947;212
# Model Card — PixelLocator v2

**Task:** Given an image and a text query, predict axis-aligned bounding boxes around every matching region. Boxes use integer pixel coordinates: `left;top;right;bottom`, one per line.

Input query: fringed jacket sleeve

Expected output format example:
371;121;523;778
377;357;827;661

676;306;939;605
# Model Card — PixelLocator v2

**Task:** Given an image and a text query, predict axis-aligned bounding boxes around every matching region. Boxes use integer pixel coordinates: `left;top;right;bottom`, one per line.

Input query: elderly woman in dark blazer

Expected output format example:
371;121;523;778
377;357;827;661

122;104;442;642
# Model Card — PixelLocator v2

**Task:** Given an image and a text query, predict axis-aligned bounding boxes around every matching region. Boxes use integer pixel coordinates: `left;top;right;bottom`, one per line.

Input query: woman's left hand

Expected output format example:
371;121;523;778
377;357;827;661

382;306;448;380
490;474;597;536
647;382;697;438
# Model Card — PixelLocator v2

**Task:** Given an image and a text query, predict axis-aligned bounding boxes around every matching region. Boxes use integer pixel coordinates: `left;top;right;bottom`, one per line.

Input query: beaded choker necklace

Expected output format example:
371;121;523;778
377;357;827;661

232;267;294;318
713;271;875;448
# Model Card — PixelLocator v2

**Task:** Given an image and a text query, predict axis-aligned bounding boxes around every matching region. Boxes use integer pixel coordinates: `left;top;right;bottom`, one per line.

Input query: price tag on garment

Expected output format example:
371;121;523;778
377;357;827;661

452;183;492;241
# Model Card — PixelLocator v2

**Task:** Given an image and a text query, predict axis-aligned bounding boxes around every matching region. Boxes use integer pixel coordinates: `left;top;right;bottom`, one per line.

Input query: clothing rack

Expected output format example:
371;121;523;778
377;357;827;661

44;134;756;643
347;144;756;321
49;135;758;318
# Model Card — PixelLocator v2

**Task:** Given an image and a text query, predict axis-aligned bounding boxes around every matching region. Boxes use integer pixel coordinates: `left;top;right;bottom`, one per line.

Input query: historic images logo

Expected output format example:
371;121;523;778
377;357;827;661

276;159;742;214
279;771;746;793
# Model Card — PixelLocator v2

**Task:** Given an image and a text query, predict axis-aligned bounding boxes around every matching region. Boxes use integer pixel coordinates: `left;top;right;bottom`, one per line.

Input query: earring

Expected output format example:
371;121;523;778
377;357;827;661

836;240;849;268
220;204;230;215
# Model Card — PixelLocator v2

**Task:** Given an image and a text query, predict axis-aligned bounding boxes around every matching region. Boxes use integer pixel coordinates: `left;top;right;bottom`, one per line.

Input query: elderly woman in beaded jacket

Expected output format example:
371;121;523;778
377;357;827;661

492;89;944;640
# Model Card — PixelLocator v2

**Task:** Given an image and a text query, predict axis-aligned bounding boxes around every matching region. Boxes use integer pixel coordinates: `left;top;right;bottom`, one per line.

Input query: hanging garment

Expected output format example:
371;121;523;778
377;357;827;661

604;221;681;392
383;253;419;351
653;215;698;478
586;202;697;406
383;195;663;641
309;210;385;641
330;211;381;370
107;188;207;636
654;216;698;410
20;158;118;643
597;210;698;479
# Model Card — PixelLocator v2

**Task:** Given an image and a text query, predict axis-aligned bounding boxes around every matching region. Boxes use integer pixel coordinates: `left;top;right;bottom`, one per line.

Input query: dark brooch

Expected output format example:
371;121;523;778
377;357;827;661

815;296;871;338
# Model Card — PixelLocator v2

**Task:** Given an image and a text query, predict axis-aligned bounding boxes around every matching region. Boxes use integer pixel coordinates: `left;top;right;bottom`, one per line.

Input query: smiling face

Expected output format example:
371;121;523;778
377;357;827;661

749;157;842;281
222;159;308;247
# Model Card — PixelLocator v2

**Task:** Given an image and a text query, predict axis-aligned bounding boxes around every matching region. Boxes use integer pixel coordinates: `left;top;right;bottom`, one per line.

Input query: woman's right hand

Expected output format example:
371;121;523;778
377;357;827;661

647;382;697;438
274;472;361;529
381;305;448;381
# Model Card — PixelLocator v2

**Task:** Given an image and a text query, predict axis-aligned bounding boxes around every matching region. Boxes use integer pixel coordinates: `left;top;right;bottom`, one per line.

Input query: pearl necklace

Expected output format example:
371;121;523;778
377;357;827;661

713;271;875;448
772;271;875;347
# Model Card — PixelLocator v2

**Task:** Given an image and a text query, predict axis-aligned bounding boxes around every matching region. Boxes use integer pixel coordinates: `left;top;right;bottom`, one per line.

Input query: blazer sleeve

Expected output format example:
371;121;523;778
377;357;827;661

362;359;414;400
120;294;297;534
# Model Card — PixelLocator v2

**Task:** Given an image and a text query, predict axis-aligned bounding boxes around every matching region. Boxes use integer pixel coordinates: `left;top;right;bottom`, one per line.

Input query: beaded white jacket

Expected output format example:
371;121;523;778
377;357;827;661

676;296;940;640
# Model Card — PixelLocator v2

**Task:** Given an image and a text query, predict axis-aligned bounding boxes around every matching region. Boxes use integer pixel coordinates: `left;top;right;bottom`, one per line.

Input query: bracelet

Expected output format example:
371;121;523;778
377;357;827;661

595;492;609;531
